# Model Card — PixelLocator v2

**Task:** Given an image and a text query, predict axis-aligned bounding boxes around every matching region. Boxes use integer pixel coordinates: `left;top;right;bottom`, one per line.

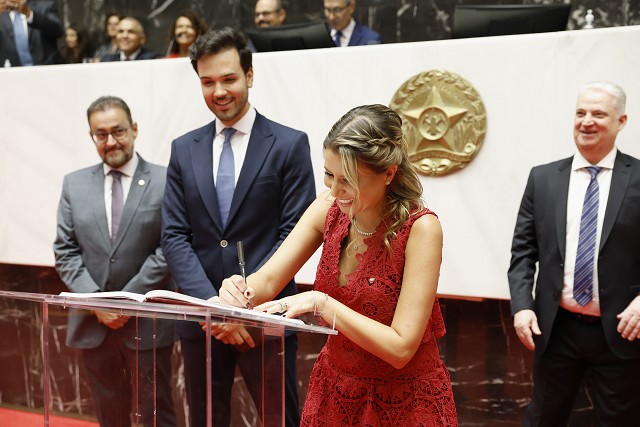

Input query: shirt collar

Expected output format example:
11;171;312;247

332;19;356;39
104;153;139;177
572;147;617;171
215;106;256;137
10;11;32;23
120;49;142;61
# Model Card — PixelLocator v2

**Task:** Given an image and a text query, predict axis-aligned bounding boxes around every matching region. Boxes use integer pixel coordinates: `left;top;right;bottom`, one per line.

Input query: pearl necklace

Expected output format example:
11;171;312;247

352;218;374;236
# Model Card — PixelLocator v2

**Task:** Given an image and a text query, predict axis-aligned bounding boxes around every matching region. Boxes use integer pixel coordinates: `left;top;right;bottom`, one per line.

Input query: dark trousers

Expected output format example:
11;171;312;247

524;308;640;427
181;332;300;427
82;329;177;427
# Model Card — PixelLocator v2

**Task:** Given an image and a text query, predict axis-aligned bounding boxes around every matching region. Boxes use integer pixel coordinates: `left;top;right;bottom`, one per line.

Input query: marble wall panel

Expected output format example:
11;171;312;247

51;0;640;56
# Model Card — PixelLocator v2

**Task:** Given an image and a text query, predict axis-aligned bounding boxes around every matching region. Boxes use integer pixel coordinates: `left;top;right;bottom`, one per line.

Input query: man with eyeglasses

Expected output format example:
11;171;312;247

324;0;381;47
254;0;286;28
53;96;177;427
101;16;161;61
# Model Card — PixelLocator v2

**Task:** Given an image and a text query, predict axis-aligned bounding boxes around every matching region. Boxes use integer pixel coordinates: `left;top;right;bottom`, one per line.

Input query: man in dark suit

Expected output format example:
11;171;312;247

161;27;315;427
0;0;63;66
324;0;381;46
509;81;640;426
101;16;160;61
54;96;177;427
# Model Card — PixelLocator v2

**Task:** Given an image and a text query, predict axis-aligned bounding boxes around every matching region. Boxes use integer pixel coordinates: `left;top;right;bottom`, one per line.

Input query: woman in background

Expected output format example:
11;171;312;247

165;9;207;58
63;24;93;63
218;104;458;426
93;13;122;61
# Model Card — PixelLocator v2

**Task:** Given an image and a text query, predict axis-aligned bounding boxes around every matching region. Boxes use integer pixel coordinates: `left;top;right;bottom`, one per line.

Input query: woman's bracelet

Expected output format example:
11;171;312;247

313;291;328;317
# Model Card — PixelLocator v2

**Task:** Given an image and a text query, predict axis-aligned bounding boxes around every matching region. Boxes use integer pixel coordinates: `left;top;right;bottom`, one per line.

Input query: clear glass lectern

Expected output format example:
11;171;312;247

0;290;337;427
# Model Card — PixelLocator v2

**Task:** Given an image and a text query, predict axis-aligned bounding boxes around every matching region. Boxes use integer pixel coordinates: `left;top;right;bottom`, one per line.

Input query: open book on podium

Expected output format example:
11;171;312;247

60;289;225;306
57;289;331;330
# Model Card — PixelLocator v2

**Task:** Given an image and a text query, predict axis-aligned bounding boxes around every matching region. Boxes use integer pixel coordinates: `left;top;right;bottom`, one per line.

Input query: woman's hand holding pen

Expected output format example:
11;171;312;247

219;274;254;308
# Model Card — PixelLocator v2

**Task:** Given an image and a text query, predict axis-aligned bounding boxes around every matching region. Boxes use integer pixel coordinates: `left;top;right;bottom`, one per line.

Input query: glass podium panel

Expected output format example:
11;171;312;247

0;290;336;427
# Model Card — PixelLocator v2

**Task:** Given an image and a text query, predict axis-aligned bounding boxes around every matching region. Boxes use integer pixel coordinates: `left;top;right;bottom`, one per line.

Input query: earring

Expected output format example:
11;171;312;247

385;181;390;185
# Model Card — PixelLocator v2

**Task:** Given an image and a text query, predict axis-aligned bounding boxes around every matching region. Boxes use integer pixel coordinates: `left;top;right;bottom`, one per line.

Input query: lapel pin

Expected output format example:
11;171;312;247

138;179;145;186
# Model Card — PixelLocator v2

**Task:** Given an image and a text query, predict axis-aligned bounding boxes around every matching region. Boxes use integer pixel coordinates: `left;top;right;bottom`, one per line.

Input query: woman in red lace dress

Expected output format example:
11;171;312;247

219;104;458;426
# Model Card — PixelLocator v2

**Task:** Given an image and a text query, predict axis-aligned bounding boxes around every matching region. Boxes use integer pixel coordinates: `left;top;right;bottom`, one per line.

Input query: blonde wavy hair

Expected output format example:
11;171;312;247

323;104;424;251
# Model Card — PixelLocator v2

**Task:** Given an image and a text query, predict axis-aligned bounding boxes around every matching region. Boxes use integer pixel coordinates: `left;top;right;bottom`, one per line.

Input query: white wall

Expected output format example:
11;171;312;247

1;26;640;299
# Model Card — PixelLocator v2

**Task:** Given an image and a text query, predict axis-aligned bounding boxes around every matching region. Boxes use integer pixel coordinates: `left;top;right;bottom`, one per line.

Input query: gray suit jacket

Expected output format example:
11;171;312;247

54;155;174;350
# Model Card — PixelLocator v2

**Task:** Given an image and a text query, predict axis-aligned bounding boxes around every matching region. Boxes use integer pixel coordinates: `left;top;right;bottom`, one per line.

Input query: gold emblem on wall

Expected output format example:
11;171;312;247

390;70;486;176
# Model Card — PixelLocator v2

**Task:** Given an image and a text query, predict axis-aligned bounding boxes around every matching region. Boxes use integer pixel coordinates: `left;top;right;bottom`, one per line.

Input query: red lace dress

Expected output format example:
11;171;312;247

300;203;458;427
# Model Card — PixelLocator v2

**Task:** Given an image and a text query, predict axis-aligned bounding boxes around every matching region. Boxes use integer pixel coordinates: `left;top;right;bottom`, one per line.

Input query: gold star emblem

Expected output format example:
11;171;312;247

404;86;468;150
390;70;486;176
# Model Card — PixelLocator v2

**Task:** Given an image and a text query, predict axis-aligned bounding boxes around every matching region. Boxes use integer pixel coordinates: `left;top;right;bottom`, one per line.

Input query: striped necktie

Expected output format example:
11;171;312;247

573;166;602;306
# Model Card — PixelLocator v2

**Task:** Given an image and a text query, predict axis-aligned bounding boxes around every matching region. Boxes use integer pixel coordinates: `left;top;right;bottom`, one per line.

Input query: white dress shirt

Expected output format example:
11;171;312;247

561;147;617;316
9;10;33;33
119;48;141;61
213;107;256;186
331;19;356;47
103;154;138;236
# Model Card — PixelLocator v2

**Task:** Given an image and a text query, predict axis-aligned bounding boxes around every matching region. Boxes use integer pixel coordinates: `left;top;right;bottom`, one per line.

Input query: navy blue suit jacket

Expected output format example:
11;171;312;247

509;151;640;359
101;48;161;61
162;111;316;338
0;0;63;66
348;22;381;46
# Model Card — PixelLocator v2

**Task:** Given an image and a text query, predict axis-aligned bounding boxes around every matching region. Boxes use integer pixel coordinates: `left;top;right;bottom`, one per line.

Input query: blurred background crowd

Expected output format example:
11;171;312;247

1;0;638;67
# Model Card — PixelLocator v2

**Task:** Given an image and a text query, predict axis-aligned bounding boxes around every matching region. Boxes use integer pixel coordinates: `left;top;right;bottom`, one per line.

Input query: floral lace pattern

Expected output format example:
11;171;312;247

300;202;458;426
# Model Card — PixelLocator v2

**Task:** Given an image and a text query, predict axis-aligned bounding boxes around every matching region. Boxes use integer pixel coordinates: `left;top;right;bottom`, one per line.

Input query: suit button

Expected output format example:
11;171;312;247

220;240;228;248
110;257;117;263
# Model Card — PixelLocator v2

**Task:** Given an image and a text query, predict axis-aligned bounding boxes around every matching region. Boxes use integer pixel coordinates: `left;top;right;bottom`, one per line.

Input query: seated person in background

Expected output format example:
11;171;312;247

165;9;207;58
324;0;381;46
93;12;122;61
102;16;160;61
254;0;286;28
63;23;93;63
0;0;64;66
218;104;458;426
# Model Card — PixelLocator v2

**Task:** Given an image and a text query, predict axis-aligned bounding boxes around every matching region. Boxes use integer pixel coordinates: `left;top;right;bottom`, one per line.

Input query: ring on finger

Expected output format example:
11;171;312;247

278;301;287;312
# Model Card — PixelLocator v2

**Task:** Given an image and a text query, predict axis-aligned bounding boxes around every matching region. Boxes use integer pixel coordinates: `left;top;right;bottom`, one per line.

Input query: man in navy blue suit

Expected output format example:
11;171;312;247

161;27;315;427
324;0;381;46
101;16;160;61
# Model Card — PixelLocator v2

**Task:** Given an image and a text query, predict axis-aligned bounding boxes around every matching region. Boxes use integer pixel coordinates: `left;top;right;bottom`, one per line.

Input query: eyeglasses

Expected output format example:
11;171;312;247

91;128;129;144
324;6;348;15
255;9;280;18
